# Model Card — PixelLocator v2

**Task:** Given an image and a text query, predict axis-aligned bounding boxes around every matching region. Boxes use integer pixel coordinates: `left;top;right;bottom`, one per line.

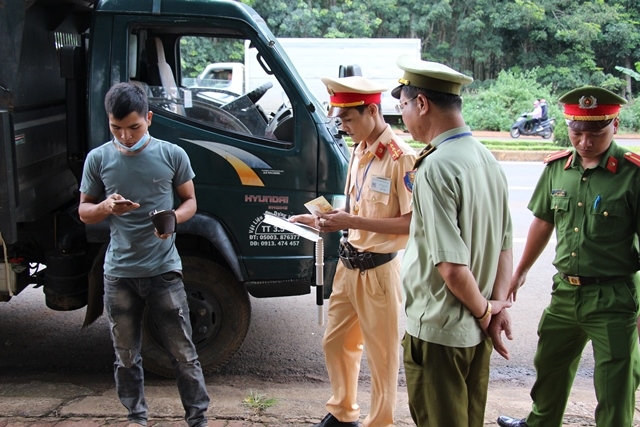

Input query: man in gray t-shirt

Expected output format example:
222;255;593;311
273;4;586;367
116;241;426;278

78;82;211;427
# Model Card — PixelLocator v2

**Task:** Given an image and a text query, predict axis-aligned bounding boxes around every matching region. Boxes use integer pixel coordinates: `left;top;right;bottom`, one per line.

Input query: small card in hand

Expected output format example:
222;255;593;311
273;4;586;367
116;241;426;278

304;196;334;216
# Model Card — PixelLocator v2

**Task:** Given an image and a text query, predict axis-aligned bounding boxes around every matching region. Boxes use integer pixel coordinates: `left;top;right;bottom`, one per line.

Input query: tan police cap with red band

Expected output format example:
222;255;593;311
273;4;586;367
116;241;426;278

559;86;627;131
320;76;387;116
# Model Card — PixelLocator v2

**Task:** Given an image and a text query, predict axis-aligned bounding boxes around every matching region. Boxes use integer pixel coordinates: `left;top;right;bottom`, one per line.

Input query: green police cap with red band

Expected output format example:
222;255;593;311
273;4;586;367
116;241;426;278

560;86;626;131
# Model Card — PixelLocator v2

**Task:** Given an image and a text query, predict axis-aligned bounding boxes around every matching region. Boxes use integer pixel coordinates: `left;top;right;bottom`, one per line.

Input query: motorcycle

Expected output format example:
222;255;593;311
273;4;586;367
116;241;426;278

510;113;555;139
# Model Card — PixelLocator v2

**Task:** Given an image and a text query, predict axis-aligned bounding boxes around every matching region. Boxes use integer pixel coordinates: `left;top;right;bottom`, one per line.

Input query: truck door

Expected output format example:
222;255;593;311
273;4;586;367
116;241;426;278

86;9;349;375
100;20;328;280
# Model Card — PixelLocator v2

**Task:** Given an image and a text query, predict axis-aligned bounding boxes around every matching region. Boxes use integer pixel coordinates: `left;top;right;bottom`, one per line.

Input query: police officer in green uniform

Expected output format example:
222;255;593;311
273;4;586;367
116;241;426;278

497;86;640;427
395;55;514;427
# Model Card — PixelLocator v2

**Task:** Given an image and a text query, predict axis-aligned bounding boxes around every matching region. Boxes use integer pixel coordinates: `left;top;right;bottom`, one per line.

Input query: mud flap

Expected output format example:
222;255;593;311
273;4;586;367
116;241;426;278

82;244;107;328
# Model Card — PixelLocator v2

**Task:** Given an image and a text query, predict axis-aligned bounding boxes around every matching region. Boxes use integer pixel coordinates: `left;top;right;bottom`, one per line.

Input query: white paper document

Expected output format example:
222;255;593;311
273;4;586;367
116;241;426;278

262;212;320;242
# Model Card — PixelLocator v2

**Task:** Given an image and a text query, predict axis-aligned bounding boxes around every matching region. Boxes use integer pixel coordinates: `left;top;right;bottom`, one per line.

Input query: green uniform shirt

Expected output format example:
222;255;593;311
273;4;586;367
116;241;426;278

528;141;640;277
402;126;513;347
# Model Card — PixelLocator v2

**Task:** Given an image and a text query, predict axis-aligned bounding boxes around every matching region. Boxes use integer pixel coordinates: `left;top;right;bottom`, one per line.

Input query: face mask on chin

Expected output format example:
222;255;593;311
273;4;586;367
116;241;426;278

114;132;150;152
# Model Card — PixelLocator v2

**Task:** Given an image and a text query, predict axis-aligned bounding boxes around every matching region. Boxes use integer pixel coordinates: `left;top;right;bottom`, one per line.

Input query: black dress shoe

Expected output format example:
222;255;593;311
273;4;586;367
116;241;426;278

312;413;359;427
497;415;529;427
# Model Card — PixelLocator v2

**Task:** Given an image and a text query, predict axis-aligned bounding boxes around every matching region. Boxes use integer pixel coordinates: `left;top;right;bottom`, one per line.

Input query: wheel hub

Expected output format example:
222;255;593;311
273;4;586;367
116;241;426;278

187;287;222;345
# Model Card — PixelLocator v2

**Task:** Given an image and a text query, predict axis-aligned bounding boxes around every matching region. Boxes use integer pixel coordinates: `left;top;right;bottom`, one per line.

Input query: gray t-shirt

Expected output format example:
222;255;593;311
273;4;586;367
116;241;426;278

79;137;195;277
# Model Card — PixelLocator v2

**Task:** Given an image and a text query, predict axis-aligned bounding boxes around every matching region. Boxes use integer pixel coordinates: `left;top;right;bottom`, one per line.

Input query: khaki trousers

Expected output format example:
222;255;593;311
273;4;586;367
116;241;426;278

323;257;402;427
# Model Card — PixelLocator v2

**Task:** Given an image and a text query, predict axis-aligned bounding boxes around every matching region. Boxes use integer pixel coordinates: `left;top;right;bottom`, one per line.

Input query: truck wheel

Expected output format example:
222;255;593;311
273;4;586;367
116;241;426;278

510;128;520;138
141;256;251;377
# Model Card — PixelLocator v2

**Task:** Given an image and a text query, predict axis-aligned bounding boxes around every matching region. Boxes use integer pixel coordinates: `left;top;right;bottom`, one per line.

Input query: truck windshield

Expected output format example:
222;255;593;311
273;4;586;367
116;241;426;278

177;36;292;142
129;33;295;144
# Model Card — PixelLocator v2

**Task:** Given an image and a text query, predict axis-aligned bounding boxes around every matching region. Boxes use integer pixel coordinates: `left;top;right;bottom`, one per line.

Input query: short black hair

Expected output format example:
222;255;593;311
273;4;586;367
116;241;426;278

104;82;149;120
353;103;383;118
400;85;462;112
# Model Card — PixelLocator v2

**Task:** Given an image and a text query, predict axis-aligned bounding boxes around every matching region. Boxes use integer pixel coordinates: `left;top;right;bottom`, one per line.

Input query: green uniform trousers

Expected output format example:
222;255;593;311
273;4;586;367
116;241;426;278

402;332;492;427
525;273;640;427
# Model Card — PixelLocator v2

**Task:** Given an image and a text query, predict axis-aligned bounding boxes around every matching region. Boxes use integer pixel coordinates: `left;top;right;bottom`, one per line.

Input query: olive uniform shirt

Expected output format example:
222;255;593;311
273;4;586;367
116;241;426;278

529;141;640;277
402;126;513;347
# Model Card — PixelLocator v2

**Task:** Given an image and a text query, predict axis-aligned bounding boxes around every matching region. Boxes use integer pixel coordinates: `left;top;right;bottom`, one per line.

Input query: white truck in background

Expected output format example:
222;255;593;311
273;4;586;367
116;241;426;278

242;38;422;121
183;62;246;105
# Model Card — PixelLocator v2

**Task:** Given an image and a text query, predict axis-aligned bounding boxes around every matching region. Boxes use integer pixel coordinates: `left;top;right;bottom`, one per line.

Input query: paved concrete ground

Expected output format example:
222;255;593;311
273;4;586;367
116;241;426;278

1;376;639;426
3;131;640;427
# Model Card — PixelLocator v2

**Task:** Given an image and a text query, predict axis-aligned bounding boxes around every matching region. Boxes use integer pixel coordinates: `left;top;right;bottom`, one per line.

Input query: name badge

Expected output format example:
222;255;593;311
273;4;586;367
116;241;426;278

370;176;391;194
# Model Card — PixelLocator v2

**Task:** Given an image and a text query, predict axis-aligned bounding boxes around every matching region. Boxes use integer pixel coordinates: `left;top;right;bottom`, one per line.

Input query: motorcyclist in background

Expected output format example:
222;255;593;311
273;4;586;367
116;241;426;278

539;99;548;122
527;100;543;131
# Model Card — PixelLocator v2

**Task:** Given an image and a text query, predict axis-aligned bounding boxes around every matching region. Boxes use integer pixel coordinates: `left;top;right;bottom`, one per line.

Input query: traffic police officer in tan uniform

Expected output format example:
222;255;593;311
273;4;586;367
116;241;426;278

290;76;416;427
498;86;640;427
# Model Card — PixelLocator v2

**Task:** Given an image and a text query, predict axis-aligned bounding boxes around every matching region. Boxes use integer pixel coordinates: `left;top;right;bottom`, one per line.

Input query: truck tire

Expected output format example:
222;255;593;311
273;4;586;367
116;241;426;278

141;256;251;377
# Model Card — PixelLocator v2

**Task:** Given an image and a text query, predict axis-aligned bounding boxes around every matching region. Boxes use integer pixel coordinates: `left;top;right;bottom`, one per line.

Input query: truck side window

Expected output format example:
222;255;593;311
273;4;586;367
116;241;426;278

151;35;294;144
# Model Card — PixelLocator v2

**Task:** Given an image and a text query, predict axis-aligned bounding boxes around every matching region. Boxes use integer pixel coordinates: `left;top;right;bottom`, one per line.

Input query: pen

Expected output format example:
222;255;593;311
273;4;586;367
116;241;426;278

594;195;601;210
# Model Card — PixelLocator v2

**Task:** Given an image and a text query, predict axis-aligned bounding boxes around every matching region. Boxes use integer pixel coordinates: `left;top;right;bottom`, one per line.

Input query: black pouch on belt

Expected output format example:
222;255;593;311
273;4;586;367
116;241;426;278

339;241;357;268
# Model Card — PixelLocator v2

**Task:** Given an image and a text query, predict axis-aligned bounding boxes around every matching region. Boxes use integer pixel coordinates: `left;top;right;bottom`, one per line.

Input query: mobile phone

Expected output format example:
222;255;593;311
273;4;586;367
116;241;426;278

114;199;134;206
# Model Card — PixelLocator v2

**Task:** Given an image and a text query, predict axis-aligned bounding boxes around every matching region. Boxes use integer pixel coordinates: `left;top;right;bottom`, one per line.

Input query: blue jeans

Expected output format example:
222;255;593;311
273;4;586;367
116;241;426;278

104;271;210;427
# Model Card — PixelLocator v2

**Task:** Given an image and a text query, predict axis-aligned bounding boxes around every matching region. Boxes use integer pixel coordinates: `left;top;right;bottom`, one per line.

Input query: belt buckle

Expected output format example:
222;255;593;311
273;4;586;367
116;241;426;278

567;275;581;286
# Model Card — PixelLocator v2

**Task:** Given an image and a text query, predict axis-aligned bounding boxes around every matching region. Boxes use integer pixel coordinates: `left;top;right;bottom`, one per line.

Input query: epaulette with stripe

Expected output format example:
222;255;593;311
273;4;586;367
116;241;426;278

386;139;403;161
624;152;640;168
543;149;572;164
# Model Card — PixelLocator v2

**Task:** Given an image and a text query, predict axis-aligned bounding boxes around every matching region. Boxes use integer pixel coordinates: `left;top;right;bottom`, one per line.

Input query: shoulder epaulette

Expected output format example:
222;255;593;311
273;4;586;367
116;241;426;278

413;144;436;169
544;149;572;164
624;152;640;168
386;139;403;161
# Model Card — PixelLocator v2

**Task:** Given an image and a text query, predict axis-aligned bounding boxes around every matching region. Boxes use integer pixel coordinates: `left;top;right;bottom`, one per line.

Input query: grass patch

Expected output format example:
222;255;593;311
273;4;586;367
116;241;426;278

404;139;559;151
345;136;640;153
479;140;558;151
242;389;278;412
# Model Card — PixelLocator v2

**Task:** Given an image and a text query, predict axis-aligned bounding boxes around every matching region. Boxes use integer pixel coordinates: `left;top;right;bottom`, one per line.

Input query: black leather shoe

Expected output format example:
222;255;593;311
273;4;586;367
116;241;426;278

497;415;529;427
312;413;359;427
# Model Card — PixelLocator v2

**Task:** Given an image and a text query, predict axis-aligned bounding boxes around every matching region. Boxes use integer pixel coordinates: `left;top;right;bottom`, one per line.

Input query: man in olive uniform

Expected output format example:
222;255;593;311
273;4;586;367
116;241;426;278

393;55;513;427
498;86;640;427
290;76;416;427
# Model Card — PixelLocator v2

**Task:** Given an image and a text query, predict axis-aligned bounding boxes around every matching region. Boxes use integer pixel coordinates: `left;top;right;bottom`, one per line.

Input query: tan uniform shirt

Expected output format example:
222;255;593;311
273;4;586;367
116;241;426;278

346;125;416;254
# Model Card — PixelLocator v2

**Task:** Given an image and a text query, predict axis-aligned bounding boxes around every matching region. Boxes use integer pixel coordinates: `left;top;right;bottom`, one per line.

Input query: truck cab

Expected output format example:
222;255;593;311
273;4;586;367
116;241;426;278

0;0;348;376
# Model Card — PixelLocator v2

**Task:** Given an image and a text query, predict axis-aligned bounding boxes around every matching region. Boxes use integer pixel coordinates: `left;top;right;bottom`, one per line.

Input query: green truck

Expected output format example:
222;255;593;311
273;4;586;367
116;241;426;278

0;0;348;377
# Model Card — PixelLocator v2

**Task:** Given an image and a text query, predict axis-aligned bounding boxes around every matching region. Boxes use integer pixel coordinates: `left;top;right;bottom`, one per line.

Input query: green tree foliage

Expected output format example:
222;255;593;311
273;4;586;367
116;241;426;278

239;0;640;133
616;63;640;82
242;0;640;97
463;69;560;132
180;37;244;78
553;118;570;147
619;99;640;132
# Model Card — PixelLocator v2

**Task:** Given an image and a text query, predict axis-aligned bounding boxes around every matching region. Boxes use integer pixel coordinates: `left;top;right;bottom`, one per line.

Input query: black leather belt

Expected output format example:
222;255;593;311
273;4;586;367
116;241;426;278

560;273;627;286
339;251;397;271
